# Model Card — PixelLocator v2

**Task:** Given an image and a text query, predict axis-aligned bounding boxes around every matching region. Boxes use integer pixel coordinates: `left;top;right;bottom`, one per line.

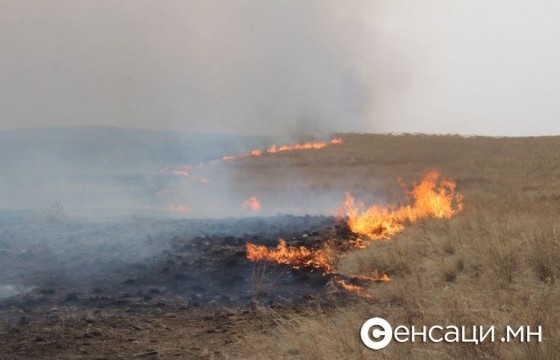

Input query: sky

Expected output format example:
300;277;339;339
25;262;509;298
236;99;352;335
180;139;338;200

1;1;560;136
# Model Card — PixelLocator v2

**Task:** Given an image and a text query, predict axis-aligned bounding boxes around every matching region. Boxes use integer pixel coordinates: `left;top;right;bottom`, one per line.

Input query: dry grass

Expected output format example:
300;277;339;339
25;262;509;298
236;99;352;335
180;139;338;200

4;134;558;359
234;134;560;359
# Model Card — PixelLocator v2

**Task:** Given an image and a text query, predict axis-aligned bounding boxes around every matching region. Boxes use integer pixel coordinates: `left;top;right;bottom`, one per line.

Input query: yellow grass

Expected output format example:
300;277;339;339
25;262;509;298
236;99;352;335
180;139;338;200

234;134;560;359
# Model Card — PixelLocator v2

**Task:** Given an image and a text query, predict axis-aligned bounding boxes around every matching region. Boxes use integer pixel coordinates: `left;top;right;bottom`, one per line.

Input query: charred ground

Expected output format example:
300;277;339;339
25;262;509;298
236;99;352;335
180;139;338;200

0;215;344;310
2;133;560;359
0;214;362;359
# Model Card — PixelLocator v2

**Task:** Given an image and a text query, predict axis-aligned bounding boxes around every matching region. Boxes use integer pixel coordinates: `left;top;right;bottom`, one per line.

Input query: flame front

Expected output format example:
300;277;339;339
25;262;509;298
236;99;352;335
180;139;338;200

246;240;336;273
222;137;343;161
345;169;463;241
245;170;463;299
334;279;372;300
158;138;343;213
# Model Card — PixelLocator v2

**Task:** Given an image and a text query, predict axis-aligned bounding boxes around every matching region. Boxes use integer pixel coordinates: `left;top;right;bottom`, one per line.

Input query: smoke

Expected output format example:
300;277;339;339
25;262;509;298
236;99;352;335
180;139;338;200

2;1;560;136
2;1;560;212
0;0;374;135
364;1;560;136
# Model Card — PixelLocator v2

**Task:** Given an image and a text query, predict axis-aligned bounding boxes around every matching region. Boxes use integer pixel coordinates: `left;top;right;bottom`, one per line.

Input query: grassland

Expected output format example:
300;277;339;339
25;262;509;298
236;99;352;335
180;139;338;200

234;134;560;359
2;133;559;359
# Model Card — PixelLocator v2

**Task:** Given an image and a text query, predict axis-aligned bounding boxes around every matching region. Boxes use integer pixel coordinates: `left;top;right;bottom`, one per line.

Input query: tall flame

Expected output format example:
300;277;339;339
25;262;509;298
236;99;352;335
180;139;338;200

245;170;463;299
345;170;463;240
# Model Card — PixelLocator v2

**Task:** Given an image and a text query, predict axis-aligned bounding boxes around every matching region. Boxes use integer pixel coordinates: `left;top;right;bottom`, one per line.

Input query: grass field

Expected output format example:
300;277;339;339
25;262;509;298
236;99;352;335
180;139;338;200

234;134;560;359
2;133;559;359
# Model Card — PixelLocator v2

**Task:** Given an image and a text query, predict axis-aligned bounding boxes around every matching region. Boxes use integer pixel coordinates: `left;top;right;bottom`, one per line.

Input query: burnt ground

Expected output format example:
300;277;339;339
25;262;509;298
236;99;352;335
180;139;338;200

0;213;356;359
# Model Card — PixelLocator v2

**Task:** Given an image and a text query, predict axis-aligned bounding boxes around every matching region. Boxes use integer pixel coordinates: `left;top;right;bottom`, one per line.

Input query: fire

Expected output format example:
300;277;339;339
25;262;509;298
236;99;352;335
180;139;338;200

332;270;391;299
222;137;343;161
242;196;261;212
334;279;372;300
345;170;463;241
158;138;341;214
245;236;390;298
245;170;462;300
350;270;392;283
246;240;336;273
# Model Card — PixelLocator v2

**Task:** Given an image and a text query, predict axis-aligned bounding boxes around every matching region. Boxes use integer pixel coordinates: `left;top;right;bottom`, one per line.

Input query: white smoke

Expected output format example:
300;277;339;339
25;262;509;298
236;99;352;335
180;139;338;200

0;0;374;135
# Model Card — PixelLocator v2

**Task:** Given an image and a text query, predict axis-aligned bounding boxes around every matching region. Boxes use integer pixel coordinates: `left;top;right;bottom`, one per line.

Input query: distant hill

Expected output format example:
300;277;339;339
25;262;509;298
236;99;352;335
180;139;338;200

0;126;269;174
0;127;269;210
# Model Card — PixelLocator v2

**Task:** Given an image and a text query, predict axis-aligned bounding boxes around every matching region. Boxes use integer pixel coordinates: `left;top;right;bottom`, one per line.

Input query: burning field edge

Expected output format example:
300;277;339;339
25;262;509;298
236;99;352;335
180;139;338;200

1;134;560;359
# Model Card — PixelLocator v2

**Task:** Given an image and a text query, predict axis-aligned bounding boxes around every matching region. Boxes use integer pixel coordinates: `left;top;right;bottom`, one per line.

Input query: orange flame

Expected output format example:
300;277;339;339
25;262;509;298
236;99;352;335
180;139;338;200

158;139;342;211
222;137;343;161
345;170;463;241
333;270;391;299
349;270;392;283
245;237;389;298
242;196;261;212
246;240;336;273
245;170;462;299
334;279;372;300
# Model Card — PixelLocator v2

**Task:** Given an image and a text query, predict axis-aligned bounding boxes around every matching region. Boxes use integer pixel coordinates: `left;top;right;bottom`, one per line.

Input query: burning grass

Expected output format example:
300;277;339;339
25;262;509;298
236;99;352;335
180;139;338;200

247;206;560;359
246;239;336;273
245;170;462;299
344;169;463;241
237;134;560;359
3;134;560;359
221;137;343;161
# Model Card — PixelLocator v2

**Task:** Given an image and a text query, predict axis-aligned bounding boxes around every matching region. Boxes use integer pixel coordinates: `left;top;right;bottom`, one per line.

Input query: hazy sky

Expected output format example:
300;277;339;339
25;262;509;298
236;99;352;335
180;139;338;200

1;1;560;136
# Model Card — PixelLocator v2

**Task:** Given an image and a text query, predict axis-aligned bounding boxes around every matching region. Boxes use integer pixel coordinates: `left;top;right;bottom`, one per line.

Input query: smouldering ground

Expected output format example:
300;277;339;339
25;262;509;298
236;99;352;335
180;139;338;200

2;134;560;359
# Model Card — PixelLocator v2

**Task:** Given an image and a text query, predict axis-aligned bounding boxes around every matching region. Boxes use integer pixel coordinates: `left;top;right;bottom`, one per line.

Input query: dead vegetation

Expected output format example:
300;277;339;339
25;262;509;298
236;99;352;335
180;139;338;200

2;134;560;359
236;134;560;359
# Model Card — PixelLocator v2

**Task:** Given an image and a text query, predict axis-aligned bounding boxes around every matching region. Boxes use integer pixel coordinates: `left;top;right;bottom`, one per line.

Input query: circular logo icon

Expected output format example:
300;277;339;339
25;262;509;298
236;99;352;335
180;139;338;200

360;317;392;350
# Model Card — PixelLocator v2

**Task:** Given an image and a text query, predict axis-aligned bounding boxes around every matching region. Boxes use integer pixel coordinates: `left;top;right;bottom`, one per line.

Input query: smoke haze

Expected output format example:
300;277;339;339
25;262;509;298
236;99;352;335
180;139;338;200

366;1;560;136
0;1;372;135
2;1;560;136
